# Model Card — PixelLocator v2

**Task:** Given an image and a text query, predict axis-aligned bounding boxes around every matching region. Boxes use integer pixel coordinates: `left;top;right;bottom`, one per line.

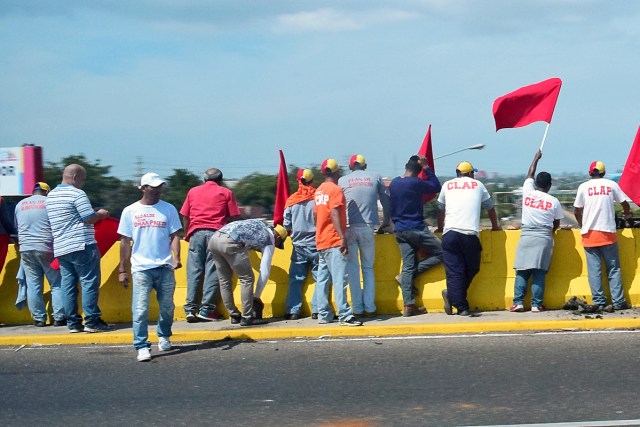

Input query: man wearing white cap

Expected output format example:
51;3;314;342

15;182;66;327
338;154;390;318
574;160;632;311
118;172;183;362
437;161;500;316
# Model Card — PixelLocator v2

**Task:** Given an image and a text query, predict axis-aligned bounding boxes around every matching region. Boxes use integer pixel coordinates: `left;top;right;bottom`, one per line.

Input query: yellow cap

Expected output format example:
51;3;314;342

321;158;339;174
34;182;50;192
456;161;477;174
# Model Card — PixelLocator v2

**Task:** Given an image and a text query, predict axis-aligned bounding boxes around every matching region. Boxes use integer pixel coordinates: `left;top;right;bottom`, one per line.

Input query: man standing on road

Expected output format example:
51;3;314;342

180;168;240;323
208;219;288;326
15;182;66;327
338;154;391;318
118;173;183;362
437;161;501;316
389;155;443;317
510;150;564;313
314;159;362;326
283;169;319;320
573;160;633;311
46;164;112;333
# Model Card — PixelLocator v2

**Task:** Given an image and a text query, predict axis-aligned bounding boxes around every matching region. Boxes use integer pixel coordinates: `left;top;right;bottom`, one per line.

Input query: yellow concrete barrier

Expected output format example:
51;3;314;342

1;229;637;324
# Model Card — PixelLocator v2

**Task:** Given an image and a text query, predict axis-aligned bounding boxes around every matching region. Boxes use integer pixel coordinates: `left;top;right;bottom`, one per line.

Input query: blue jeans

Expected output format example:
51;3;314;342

132;266;176;350
316;246;354;322
441;231;482;312
513;269;546;307
285;245;319;315
20;251;65;322
346;224;376;313
57;244;102;329
395;228;443;305
584;243;625;307
184;230;220;315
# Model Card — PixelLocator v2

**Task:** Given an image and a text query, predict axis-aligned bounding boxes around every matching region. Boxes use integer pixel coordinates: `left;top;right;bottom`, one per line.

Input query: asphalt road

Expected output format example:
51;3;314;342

1;331;640;426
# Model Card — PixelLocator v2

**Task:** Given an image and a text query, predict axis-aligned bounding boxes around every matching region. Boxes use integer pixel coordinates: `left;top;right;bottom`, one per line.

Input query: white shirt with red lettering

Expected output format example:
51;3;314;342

521;178;564;229
574;178;629;235
438;177;491;235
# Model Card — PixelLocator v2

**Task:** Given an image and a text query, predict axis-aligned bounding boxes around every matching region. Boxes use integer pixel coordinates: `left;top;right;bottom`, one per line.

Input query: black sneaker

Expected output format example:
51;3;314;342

68;323;85;333
311;313;318;320
339;317;363;326
34;320;47;327
442;289;453;315
253;298;265;319
240;316;267;326
53;319;67;327
614;302;632;310
85;318;114;333
185;312;198;323
230;314;242;324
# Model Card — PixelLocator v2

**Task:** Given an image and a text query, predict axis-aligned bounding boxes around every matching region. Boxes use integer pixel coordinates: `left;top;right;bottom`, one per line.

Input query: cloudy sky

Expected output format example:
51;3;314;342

1;0;639;181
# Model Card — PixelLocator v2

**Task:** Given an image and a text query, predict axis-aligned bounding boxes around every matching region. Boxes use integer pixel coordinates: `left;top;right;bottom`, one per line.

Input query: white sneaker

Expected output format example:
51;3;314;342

158;337;172;351
137;347;151;362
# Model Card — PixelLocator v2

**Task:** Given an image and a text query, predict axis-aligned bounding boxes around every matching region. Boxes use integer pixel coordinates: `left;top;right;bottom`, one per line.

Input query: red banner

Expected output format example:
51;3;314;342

418;124;437;203
619;126;640;206
493;78;562;131
272;150;290;226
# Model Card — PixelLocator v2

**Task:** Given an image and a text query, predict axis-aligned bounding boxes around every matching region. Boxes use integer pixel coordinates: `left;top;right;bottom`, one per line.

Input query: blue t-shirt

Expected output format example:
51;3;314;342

389;169;441;232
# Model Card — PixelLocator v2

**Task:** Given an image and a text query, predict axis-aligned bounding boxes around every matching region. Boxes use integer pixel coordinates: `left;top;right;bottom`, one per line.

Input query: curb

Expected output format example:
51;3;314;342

2;318;640;346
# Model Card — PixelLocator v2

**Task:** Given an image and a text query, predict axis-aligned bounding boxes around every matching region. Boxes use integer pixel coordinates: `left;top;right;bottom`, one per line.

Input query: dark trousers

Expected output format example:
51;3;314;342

441;231;482;312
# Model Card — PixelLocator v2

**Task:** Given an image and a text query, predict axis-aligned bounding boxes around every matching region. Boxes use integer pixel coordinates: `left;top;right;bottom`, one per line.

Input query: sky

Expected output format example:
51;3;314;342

1;0;639;182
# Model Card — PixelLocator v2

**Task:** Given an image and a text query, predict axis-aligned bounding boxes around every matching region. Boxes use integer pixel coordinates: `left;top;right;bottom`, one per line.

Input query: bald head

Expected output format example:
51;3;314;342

62;164;87;188
204;168;223;184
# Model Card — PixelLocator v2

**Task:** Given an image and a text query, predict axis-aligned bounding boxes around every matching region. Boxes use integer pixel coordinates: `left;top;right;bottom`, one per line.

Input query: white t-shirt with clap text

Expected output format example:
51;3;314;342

438;177;490;235
521;178;564;228
118;200;182;272
574;178;629;235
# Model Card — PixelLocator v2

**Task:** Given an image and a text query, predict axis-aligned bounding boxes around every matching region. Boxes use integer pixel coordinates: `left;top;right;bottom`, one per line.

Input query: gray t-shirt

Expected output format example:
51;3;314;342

15;195;54;253
338;170;390;226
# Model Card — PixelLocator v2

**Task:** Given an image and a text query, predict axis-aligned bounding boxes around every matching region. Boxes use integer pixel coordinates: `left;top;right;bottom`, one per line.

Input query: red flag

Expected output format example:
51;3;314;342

272;150;290;226
493;78;562;131
418;124;437;203
50;217;120;270
619;126;640;206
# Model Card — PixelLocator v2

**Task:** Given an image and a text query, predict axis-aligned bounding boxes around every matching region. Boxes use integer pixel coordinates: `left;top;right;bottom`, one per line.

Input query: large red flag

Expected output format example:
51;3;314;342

493;78;562;131
619;126;640;206
418;124;437;203
273;150;290;226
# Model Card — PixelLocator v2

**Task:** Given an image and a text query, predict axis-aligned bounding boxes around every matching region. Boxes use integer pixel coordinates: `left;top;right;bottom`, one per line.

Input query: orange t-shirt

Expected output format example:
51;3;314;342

314;181;346;250
582;230;617;247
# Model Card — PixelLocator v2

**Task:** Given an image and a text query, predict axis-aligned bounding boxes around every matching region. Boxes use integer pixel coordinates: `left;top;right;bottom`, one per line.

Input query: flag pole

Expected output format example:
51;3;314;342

539;123;550;151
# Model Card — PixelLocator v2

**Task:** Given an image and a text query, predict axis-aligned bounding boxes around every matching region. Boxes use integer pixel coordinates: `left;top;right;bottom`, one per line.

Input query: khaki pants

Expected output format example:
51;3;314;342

207;232;255;318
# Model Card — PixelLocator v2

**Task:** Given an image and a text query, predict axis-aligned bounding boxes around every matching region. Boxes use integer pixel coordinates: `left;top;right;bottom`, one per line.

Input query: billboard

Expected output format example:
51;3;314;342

0;146;44;196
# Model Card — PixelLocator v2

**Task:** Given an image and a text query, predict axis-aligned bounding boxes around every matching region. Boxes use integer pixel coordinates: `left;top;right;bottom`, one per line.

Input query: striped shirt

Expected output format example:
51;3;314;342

45;184;97;257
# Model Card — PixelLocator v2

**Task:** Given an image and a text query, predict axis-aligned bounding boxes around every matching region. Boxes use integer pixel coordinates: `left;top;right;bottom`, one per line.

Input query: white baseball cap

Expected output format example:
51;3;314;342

140;172;166;188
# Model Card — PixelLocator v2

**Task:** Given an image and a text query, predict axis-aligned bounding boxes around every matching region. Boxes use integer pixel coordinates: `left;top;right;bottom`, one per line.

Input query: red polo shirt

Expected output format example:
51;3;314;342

180;181;240;239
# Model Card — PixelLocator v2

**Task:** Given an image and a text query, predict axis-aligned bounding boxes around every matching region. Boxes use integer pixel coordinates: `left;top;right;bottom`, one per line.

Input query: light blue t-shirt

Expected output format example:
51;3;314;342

117;200;182;272
15;195;53;253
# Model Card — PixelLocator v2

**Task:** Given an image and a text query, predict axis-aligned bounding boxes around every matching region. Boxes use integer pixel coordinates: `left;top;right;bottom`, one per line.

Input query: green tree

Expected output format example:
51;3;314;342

163;168;201;210
233;173;277;211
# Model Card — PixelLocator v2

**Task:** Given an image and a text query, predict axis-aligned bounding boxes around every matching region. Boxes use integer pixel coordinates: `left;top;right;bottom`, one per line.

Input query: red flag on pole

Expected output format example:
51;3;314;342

418;124;437;203
493;78;562;131
273;150;290;226
619;126;640;206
